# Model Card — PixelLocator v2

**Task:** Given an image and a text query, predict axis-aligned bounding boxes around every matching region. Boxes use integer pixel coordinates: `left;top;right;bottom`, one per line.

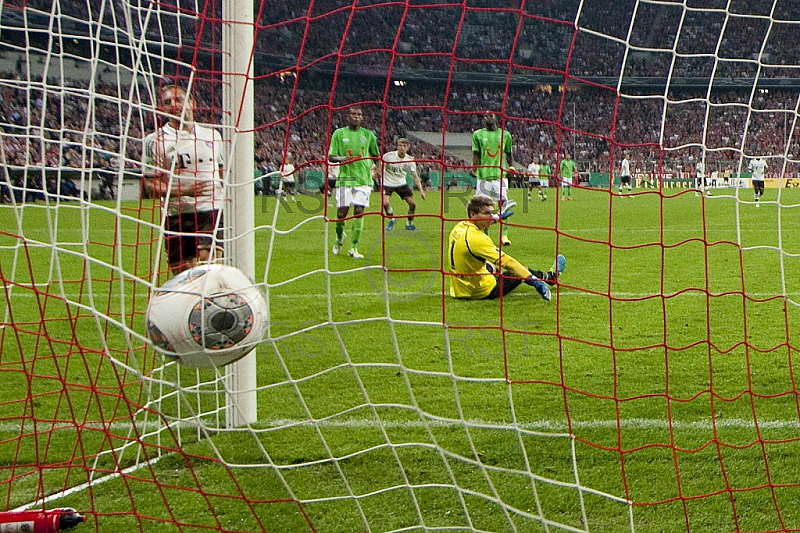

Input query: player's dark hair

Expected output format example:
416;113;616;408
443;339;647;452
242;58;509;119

467;194;495;217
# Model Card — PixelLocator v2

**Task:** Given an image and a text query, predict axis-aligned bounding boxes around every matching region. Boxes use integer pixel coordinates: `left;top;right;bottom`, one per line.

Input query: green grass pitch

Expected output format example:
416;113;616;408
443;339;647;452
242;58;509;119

1;185;799;533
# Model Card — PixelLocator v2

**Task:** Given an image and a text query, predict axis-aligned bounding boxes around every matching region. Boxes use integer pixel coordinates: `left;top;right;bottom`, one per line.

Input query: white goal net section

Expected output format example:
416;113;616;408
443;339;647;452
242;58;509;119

0;1;799;532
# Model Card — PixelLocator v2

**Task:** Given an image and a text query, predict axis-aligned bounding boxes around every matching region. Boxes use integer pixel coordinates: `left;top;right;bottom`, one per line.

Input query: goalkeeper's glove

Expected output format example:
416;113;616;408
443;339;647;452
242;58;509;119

525;276;551;301
492;210;513;221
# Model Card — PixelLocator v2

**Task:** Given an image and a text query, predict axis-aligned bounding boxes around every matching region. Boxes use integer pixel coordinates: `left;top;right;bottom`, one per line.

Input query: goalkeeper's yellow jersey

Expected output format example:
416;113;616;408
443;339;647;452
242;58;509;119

447;220;530;299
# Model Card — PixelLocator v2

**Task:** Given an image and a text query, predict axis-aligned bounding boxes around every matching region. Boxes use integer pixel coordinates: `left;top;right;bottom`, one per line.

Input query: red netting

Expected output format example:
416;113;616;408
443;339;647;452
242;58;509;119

1;1;799;532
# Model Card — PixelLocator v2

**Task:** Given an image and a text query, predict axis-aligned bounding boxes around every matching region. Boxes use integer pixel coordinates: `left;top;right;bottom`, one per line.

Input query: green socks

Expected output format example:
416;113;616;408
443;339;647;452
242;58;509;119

336;221;345;242
351;216;364;247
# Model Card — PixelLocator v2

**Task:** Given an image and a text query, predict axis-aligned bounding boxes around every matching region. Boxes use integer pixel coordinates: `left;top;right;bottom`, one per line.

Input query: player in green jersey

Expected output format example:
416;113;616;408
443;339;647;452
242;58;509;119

559;153;576;201
471;112;515;245
538;159;551;200
328;107;380;258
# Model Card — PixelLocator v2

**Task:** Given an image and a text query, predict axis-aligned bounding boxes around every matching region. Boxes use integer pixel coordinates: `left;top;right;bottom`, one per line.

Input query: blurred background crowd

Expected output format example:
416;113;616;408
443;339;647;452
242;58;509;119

2;0;800;190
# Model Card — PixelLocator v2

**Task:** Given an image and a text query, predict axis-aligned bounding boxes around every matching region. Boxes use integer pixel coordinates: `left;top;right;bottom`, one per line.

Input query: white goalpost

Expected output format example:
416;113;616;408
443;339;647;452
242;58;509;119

221;0;257;428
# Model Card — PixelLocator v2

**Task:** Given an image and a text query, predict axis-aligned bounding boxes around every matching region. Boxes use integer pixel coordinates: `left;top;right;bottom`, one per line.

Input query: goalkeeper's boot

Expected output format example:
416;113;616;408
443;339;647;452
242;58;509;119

531;279;551;301
405;223;417;231
502;235;511;246
332;240;343;255
348;248;364;259
545;254;566;286
386;219;396;231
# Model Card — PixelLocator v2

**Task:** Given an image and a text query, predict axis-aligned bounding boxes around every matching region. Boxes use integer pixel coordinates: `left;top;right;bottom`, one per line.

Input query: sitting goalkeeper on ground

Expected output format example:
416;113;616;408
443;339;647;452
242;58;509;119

448;195;565;301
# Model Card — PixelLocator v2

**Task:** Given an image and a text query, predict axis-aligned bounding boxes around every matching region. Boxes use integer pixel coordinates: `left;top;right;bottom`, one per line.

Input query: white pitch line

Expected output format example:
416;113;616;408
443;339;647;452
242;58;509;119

12;455;165;512
264;417;800;431
265;290;799;299
0;416;796;436
3;289;796;300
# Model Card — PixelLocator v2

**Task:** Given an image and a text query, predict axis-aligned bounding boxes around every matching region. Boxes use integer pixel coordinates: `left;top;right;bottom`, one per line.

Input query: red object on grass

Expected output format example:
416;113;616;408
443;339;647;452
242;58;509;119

0;508;85;532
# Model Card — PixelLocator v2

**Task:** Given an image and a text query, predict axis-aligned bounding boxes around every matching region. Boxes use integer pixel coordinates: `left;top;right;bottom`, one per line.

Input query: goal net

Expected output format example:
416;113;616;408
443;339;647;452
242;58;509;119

0;1;798;532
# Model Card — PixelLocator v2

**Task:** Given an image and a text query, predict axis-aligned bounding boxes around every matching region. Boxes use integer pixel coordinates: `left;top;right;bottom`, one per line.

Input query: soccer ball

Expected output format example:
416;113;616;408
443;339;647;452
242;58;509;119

146;264;268;368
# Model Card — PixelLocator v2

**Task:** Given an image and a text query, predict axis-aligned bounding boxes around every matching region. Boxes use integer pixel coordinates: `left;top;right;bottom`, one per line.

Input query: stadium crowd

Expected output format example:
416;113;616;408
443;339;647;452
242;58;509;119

254;0;800;79
2;70;798;184
16;0;800;79
4;0;800;187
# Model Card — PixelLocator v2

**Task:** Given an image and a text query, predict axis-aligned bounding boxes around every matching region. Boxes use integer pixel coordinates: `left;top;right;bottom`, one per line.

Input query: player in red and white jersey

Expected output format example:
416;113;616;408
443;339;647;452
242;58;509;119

142;84;225;275
374;138;425;231
278;152;297;203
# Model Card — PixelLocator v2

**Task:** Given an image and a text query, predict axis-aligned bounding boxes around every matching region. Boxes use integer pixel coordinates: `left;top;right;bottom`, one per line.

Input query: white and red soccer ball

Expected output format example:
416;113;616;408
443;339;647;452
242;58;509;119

146;264;268;368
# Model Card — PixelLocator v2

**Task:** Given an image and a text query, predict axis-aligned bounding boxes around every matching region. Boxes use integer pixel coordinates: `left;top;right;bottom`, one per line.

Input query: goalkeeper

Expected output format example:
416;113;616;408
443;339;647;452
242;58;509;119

447;195;565;301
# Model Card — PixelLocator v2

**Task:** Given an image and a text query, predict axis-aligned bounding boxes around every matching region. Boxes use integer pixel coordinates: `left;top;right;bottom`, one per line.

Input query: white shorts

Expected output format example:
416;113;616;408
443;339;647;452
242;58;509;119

335;185;372;209
475;178;509;203
560;176;573;186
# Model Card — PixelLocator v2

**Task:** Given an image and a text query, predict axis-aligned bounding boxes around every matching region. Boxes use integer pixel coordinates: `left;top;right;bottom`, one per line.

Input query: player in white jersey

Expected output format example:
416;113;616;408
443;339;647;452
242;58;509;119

321;162;339;206
142;84;225;275
374;138;426;230
278;152;297;202
694;158;708;197
619;153;633;196
527;155;545;201
748;157;767;207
